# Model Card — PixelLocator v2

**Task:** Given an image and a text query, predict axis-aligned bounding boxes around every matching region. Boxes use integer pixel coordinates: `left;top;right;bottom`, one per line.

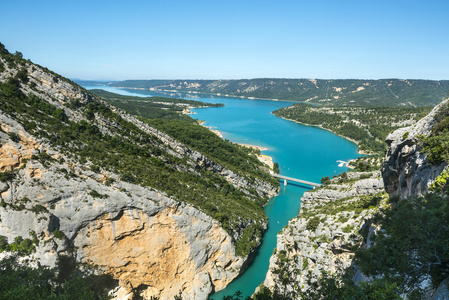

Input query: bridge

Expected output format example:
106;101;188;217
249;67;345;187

272;173;322;188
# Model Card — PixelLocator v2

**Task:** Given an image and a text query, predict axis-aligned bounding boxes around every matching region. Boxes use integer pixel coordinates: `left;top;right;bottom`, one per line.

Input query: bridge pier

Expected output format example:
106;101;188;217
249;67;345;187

284;179;287;186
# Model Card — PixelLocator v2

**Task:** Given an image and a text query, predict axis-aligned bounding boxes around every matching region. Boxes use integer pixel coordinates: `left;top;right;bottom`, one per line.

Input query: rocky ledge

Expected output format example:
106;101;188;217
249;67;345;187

382;98;448;199
261;171;385;297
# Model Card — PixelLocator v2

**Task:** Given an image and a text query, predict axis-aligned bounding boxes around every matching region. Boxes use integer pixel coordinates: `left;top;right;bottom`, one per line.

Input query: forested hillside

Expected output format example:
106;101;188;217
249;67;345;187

105;78;449;107
90;89;223;121
273;104;432;154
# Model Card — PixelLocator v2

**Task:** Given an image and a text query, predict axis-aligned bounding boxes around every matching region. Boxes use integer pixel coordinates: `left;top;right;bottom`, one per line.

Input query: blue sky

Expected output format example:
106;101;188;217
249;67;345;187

1;0;448;80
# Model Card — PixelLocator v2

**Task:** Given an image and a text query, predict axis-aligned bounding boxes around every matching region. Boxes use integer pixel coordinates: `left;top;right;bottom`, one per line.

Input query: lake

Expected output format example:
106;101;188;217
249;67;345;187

83;86;360;298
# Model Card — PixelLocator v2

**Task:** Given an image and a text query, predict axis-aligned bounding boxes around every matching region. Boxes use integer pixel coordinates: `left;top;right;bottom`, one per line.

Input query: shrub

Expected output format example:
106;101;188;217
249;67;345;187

306;217;320;231
52;229;66;240
8;132;20;142
30;204;48;214
320;176;331;185
0;171;15;182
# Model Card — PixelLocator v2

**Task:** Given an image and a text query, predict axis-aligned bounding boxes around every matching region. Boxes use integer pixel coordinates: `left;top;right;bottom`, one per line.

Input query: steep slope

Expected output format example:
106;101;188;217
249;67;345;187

0;45;277;299
382;98;449;199
258;98;449;299
105;78;449;107
260;171;386;298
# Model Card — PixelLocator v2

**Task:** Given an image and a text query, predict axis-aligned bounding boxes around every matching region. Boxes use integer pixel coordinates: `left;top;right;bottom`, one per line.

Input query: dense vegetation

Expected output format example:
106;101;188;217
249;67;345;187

354;191;449;298
0;45;277;257
90;89;223;122
107;78;449;107
273;103;431;154
0;256;115;299
421;100;449;164
90;90;269;183
90;90;271;184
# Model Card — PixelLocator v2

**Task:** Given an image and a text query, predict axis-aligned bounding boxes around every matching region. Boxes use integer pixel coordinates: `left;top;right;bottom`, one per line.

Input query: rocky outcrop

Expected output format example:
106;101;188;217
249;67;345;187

261;172;385;297
382;99;448;198
0;128;243;299
431;278;449;300
0;53;278;299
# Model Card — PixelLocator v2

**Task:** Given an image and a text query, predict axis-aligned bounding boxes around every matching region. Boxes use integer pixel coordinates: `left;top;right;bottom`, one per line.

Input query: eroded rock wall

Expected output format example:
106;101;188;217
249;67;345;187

261;172;385;297
382;99;448;198
0;127;243;299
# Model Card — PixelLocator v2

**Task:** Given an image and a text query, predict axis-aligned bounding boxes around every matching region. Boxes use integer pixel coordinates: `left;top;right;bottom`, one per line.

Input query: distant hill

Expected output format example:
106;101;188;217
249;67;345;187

106;78;449;107
70;79;110;86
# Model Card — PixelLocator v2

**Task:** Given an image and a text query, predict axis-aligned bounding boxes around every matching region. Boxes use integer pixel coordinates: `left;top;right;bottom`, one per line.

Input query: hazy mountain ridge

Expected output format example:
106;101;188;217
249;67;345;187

105;78;449;107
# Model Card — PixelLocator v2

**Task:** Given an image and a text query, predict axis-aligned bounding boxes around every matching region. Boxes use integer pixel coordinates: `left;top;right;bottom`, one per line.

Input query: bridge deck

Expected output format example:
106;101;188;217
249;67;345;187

272;174;322;188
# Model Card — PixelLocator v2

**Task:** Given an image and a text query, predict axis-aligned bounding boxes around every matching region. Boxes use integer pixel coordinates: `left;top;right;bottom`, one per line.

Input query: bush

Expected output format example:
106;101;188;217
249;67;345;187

355;193;449;296
306;217;320;231
0;171;15;182
8;132;21;142
30;204;48;214
320;176;331;185
52;229;66;240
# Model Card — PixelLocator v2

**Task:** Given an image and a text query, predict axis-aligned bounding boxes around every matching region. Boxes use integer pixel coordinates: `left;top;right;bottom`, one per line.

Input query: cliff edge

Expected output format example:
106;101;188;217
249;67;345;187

382;99;448;199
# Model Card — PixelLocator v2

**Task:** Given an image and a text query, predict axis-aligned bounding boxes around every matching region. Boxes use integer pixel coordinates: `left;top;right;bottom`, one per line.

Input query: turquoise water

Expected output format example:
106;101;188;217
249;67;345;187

84;86;360;298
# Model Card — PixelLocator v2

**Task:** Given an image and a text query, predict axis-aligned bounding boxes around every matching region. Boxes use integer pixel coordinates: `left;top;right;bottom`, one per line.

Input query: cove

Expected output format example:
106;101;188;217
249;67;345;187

83;86;360;298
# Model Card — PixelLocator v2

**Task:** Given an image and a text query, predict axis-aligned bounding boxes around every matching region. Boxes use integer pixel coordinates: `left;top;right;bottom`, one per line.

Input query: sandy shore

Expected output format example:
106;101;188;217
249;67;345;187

238;144;273;169
203;126;274;170
257;154;274;169
211;129;223;138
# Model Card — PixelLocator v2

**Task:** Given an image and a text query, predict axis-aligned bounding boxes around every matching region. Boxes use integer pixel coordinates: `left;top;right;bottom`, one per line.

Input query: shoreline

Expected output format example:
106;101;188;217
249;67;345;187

238;144;274;170
111;86;296;103
203;125;274;170
273;114;372;155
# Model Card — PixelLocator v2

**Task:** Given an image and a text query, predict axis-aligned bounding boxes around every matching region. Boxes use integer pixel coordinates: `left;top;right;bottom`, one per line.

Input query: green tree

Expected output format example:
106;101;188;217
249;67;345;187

14;51;23;59
273;162;280;174
355;193;449;295
320;176;331;185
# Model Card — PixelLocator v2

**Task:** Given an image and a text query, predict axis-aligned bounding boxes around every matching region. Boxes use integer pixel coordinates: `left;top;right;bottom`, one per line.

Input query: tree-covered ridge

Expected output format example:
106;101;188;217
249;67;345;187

107;78;449;107
89;90;271;182
0;43;277;257
273;103;432;154
90;89;223;122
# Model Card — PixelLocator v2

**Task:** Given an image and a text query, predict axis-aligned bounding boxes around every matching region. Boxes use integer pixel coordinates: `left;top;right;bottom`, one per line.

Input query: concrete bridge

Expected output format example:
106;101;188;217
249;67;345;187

272;173;322;188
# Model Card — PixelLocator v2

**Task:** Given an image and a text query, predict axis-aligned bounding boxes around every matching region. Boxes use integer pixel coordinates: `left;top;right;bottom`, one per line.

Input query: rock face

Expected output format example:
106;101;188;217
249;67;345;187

431;277;449;300
0;128;243;299
0;53;277;299
382;99;448;199
261;172;385;297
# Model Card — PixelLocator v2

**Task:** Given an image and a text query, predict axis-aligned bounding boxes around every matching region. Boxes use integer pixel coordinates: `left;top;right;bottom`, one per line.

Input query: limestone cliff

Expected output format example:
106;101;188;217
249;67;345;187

382;98;449;199
261;172;385;297
0;105;246;299
0;48;277;299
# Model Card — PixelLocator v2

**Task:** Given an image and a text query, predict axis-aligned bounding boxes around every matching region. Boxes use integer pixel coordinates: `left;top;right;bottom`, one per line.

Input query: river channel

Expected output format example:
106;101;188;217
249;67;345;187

84;86;360;298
